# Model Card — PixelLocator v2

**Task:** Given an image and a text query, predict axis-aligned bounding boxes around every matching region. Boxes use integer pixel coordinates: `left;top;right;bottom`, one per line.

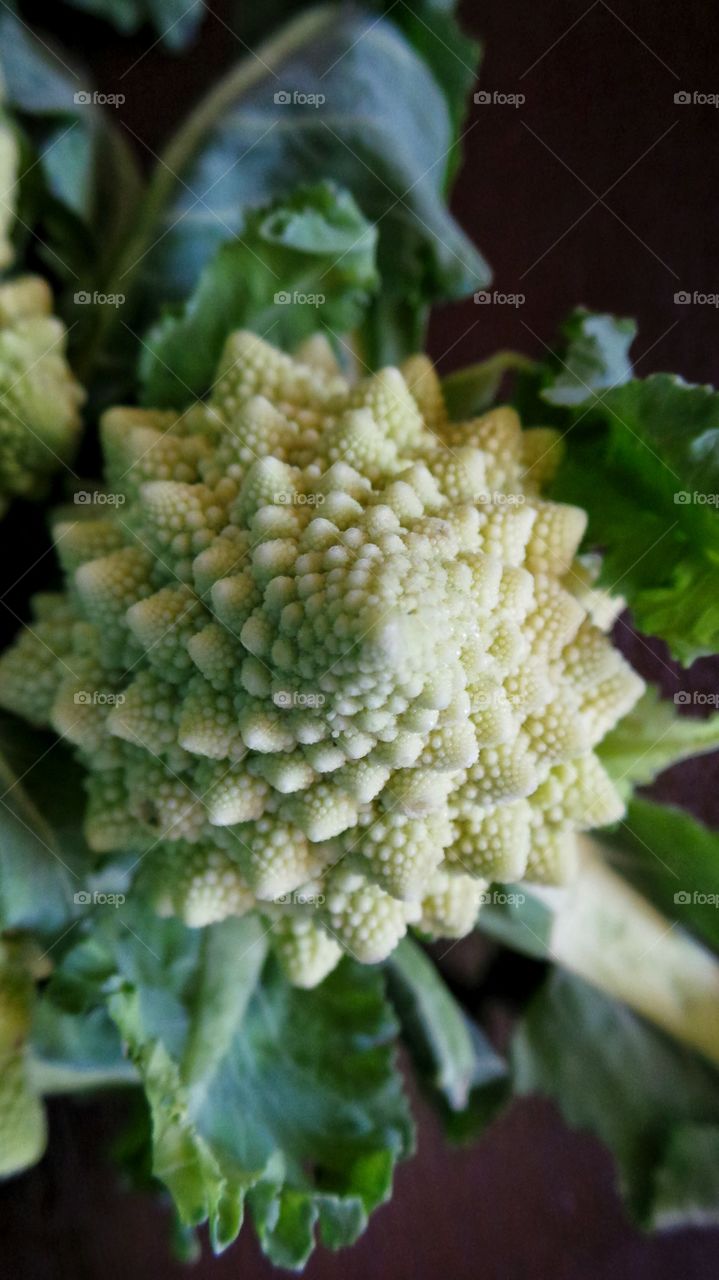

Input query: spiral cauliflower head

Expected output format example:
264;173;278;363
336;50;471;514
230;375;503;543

0;275;84;515
0;331;643;986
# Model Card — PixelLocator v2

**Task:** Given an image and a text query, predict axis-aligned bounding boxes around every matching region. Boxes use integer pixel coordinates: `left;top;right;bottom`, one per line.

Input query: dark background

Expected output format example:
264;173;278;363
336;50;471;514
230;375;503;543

4;1;719;1277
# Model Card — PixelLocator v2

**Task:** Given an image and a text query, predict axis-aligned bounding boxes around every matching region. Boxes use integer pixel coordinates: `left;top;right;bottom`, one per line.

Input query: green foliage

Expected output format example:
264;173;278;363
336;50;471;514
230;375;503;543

518;308;719;663
598;686;719;797
0;715;88;933
40;905;414;1266
513;971;719;1228
57;0;205;50
133;5;487;369
0;7;142;294
388;938;509;1139
140;182;378;405
602;798;719;953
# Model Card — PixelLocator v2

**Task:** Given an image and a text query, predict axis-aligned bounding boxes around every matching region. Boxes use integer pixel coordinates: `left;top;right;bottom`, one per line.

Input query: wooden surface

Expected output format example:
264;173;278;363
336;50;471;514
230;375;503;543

3;1;719;1276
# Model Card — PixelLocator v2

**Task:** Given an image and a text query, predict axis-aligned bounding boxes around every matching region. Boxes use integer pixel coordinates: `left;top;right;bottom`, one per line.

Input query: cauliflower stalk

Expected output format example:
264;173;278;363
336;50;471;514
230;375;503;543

0;276;84;515
0;331;643;986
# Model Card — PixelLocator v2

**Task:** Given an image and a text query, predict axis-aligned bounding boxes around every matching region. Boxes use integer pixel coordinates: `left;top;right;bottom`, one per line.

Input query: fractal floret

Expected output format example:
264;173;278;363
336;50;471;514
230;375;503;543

0;332;643;985
0;941;46;1177
0;276;84;515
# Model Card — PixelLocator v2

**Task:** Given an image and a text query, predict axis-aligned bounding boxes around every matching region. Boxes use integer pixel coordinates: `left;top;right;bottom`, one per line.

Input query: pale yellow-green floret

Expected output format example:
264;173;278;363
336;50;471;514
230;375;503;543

0;275;84;515
0;331;644;984
0;942;46;1178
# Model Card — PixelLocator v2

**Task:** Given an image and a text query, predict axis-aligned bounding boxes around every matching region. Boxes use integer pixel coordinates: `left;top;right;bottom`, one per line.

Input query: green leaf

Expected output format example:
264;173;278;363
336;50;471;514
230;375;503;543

602;797;719;954
0;715;88;933
58;0;205;50
532;310;719;661
541;308;636;406
0;6;142;325
86;907;414;1267
651;1126;719;1229
388;938;508;1122
442;351;537;418
30;1000;136;1094
375;0;480;161
598;686;719;797
476;884;555;960
129;5;487;370
512;970;719;1228
140;181;378;406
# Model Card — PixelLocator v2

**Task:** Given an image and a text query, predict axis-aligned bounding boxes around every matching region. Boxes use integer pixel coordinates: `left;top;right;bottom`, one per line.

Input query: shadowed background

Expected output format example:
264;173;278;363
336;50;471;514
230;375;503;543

3;1;719;1276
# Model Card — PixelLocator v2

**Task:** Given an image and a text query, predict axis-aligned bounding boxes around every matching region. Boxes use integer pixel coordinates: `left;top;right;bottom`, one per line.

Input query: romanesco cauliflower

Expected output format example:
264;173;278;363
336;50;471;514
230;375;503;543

0;331;643;984
0;276;84;515
0;942;45;1177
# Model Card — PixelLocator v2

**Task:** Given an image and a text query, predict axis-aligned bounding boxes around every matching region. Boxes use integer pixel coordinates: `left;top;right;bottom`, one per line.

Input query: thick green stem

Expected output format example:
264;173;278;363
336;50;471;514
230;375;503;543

547;837;719;1069
480;836;719;1070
